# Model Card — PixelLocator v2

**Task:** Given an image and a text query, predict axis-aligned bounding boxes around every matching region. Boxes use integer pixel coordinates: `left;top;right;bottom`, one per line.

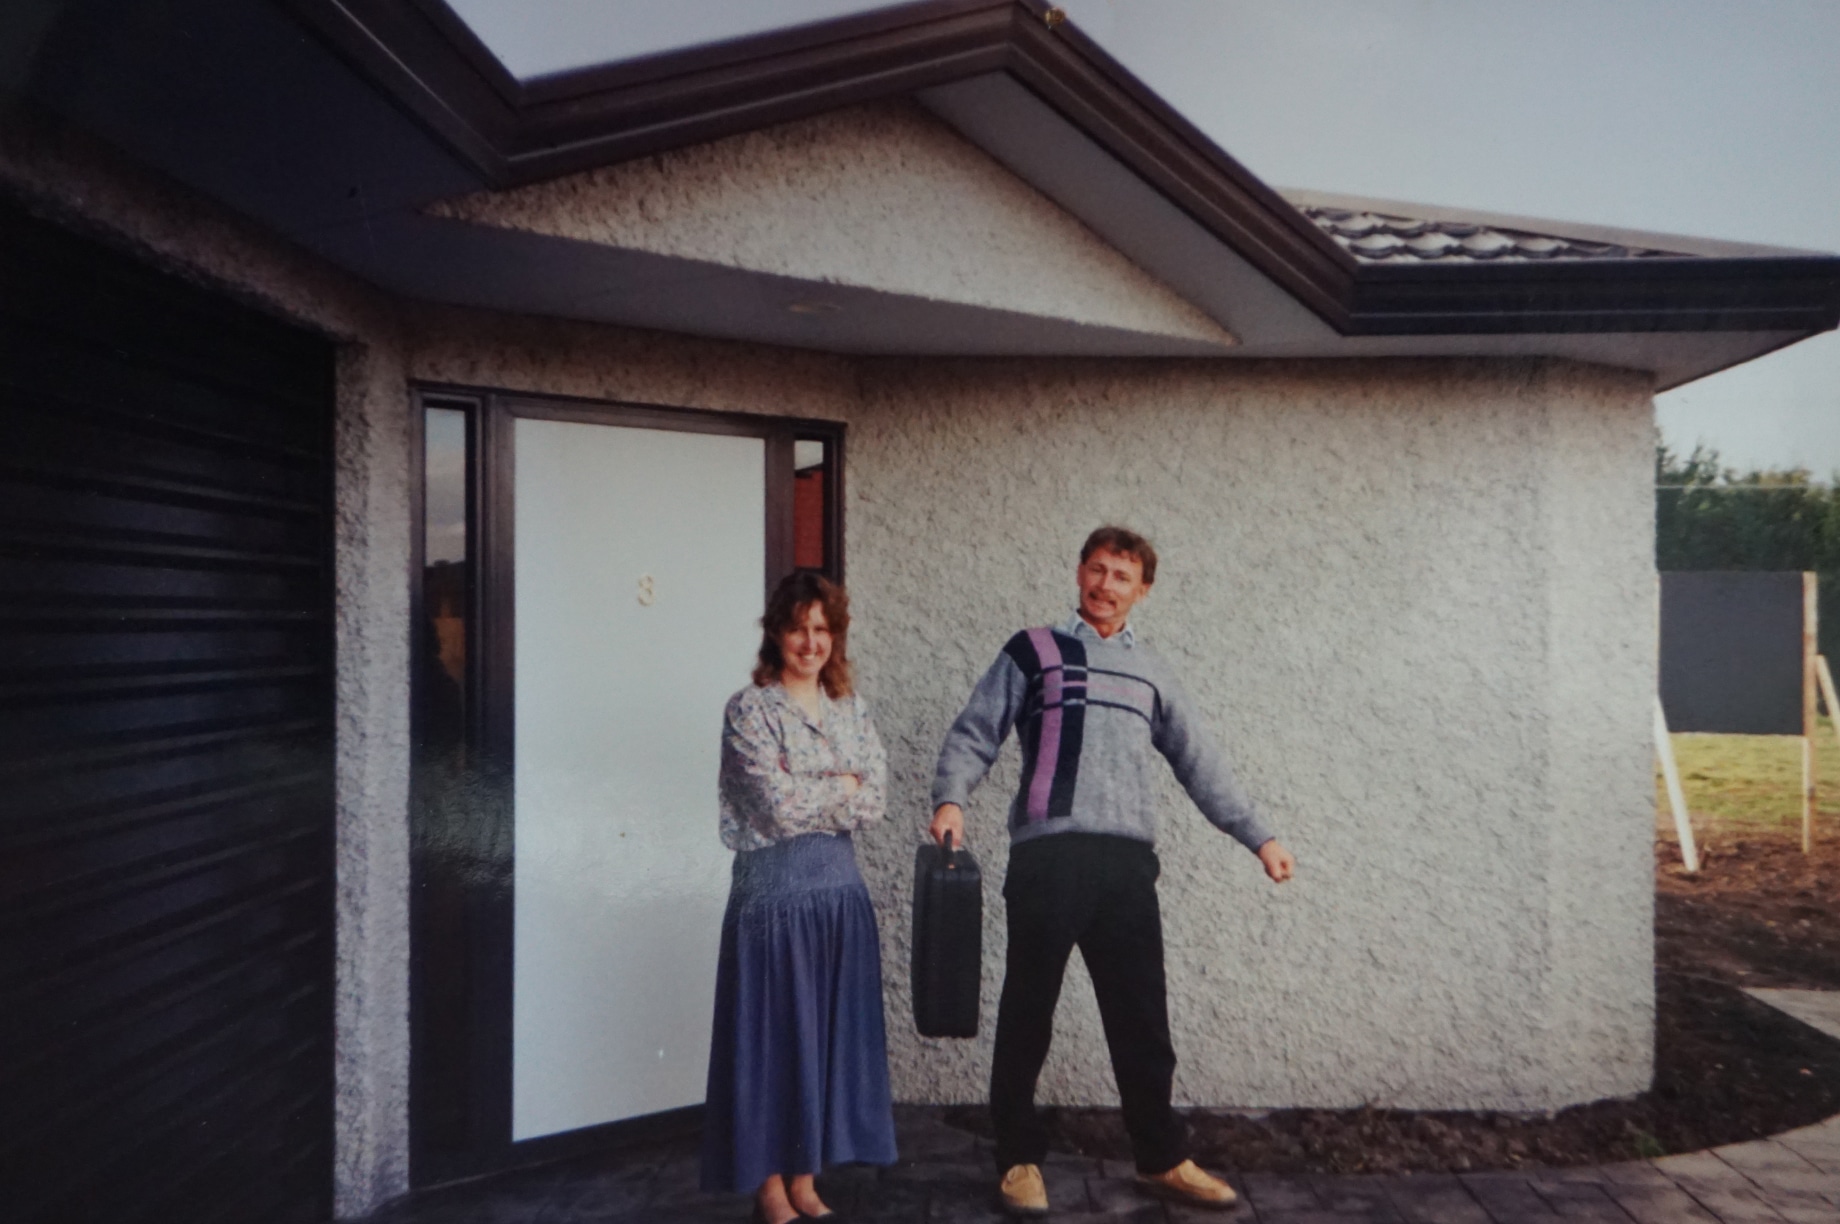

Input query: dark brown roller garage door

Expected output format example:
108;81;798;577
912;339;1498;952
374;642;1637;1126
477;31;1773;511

0;201;336;1223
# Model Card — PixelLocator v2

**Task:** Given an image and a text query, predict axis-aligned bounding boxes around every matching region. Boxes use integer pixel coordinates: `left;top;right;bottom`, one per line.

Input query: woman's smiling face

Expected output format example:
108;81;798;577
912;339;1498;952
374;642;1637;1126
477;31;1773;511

778;601;832;685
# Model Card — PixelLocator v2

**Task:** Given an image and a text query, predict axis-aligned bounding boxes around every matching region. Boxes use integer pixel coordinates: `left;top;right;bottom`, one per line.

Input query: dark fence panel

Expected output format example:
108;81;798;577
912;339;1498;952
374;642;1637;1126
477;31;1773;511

1659;571;1806;735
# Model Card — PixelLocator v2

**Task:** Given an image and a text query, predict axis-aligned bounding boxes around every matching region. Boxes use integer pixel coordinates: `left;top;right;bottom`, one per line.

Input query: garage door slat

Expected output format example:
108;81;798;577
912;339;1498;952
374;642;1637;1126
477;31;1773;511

1;201;335;1222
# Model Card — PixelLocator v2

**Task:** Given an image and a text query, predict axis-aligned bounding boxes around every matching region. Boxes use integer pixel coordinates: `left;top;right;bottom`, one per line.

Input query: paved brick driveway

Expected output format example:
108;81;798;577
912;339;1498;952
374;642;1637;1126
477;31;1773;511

362;1107;1840;1224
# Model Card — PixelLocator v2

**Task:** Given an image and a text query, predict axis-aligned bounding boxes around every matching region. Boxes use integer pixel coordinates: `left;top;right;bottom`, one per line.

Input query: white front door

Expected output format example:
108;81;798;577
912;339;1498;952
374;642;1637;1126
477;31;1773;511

510;417;763;1141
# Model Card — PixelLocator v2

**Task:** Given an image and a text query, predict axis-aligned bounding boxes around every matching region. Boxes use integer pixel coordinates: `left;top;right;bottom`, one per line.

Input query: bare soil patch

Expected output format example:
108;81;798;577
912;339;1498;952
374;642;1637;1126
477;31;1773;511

944;831;1840;1173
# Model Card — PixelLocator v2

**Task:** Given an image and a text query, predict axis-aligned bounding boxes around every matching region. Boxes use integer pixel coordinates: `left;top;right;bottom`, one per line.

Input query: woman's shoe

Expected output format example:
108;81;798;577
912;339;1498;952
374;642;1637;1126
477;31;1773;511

793;1193;840;1220
753;1200;800;1224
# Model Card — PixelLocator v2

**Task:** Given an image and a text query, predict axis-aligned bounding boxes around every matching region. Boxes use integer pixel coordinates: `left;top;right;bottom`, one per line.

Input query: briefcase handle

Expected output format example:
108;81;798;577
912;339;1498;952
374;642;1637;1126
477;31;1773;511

942;828;959;868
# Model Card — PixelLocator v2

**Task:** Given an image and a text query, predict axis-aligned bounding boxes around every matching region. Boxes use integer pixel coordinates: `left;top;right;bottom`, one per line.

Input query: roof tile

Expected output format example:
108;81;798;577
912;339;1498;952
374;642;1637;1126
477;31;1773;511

1298;205;1694;263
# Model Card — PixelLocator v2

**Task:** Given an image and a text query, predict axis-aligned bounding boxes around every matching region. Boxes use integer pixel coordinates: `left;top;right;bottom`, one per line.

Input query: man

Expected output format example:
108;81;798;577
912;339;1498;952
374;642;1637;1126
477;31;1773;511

931;526;1294;1215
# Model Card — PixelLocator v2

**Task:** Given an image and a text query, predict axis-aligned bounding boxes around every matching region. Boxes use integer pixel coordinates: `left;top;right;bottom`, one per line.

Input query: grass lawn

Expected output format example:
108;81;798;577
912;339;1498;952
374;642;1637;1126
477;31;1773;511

1657;712;1840;838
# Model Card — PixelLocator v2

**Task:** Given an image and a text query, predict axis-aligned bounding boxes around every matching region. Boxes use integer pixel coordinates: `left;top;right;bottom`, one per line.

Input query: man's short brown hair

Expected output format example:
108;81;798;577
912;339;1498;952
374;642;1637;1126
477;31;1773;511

1080;526;1157;585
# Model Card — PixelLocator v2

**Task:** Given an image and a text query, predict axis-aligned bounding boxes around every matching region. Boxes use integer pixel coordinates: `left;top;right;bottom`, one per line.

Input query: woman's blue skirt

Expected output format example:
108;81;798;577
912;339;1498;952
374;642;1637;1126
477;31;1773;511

699;832;898;1192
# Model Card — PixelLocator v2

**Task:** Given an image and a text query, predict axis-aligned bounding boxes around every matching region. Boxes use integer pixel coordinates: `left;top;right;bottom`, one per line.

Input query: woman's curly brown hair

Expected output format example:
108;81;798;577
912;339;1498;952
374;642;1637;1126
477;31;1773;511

752;571;853;698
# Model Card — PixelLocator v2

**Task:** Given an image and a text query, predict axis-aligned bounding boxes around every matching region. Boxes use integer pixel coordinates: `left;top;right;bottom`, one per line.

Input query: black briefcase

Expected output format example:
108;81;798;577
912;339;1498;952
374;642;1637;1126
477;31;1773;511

911;831;983;1038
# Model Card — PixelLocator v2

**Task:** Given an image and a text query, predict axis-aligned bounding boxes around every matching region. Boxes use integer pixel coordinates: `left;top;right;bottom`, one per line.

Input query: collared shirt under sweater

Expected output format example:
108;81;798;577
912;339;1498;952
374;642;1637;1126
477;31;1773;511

931;612;1273;851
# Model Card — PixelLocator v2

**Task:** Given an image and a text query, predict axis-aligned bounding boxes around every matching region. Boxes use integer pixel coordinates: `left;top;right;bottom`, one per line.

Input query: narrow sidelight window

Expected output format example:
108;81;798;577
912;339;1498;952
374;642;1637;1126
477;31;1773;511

793;432;842;581
421;403;471;758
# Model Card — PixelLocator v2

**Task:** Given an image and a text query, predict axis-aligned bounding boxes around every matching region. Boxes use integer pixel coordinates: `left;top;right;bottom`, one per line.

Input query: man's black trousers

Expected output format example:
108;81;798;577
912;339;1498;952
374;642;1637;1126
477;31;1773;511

990;832;1187;1174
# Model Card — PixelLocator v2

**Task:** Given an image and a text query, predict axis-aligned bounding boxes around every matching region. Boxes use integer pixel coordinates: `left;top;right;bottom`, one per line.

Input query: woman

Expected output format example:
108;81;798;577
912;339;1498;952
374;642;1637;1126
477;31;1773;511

701;572;898;1223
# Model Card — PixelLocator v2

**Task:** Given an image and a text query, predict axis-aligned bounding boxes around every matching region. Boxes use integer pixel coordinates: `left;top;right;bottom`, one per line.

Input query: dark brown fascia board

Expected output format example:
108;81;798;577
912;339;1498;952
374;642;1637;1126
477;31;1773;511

280;0;1019;184
1350;254;1840;336
283;0;1840;341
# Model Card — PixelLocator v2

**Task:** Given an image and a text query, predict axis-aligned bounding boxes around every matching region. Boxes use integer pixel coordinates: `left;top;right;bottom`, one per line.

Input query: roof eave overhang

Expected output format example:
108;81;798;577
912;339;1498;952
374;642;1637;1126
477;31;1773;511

1348;256;1840;336
283;0;1840;343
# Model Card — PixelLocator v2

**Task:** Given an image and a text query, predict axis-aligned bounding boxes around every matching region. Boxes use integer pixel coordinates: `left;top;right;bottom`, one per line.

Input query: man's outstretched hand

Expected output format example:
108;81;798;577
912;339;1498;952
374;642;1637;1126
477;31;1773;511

930;803;965;849
1257;840;1295;883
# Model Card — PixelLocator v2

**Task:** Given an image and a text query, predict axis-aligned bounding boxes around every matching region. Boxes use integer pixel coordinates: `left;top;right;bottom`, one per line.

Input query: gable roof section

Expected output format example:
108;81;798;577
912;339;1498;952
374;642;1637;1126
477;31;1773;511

421;98;1237;351
285;0;1840;341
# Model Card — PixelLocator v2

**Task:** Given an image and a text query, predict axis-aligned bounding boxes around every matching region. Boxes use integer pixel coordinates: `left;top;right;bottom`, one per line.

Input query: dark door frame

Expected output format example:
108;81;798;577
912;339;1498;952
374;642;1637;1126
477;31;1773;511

407;384;844;1186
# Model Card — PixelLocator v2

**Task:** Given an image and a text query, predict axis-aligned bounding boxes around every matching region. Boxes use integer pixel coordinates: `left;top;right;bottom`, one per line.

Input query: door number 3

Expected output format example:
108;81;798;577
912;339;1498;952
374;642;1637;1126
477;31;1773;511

637;574;657;606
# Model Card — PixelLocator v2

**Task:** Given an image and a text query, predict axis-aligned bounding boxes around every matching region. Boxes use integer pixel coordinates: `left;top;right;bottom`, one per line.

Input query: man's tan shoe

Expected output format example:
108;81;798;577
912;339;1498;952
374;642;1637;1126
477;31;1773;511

1135;1159;1239;1210
997;1164;1049;1217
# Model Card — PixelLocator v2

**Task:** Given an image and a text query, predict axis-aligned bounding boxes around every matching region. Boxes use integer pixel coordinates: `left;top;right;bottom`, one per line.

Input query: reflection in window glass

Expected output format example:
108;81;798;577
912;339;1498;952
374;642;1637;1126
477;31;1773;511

422;407;468;754
794;437;827;572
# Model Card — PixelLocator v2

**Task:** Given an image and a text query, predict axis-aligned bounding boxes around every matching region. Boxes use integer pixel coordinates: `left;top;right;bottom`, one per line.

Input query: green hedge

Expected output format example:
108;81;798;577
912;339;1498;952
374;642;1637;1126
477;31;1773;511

1656;444;1840;664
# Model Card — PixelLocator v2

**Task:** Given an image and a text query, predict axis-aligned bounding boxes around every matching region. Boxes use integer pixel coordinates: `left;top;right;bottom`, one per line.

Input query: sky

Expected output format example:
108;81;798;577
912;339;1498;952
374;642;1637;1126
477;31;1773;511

449;0;1840;478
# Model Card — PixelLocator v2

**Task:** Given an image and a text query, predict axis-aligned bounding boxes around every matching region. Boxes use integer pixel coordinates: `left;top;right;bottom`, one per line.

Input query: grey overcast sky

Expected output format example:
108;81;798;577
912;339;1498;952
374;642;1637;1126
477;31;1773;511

447;0;1840;477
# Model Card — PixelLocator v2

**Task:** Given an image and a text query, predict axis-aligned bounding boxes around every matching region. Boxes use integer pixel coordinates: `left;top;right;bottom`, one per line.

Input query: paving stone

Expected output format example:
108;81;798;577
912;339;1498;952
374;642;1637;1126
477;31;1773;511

1240;1173;1322;1212
348;1106;1840;1224
1456;1173;1558;1221
1042;1151;1105;1171
1310;1176;1404;1218
1779;1123;1840;1145
1591;1165;1675;1188
628;1205;728;1224
1373;1173;1492;1224
1742;1171;1840;1199
1524;1168;1614;1186
837;1177;930;1223
1717;1143;1827;1177
1743;990;1840;1044
1654;1152;1756;1187
1036;1157;1099;1210
888;1105;981;1160
1745;1188;1840;1224
1677;1182;1799;1223
1736;1170;1840;1200
1526;1182;1638;1222
1776;1138;1840;1176
813;1164;883;1215
913;1179;1005;1224
1168;1202;1259;1224
882;1156;985;1184
382;1197;546;1224
643;1153;709;1205
1089;1176;1156;1214
1600;1184;1721;1224
543;1177;658;1221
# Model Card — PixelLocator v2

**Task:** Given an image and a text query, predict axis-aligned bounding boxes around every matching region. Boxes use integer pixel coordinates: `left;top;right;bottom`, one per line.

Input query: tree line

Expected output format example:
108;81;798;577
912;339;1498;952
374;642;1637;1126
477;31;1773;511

1656;444;1840;662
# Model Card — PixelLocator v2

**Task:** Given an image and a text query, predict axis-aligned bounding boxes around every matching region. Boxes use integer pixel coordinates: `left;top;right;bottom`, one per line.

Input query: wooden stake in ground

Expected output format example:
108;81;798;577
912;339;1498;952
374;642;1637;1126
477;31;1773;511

1818;655;1840;748
1804;572;1819;855
1655;696;1699;873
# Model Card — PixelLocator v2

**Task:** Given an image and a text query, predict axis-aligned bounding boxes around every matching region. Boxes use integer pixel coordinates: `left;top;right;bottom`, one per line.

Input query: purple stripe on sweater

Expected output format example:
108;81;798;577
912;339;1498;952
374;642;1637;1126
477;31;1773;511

1025;628;1063;822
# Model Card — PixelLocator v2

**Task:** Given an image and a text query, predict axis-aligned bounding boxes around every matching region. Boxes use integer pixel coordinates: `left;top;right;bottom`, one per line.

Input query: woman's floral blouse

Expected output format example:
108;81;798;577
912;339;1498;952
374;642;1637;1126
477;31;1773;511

718;683;889;851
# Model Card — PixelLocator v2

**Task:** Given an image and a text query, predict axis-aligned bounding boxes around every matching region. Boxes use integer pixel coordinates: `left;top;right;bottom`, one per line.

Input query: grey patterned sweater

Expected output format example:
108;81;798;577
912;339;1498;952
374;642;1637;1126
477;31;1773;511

931;615;1275;851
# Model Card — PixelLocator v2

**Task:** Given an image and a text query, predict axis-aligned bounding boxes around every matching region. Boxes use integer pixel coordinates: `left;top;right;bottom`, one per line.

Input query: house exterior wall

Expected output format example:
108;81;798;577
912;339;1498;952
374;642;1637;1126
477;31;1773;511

845;356;1657;1112
427;100;1234;349
2;107;1657;1212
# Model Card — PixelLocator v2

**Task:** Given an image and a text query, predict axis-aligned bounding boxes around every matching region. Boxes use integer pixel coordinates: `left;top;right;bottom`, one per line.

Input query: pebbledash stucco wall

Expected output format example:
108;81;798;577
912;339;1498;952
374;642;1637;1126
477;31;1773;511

844;356;1658;1113
3;103;1656;1214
